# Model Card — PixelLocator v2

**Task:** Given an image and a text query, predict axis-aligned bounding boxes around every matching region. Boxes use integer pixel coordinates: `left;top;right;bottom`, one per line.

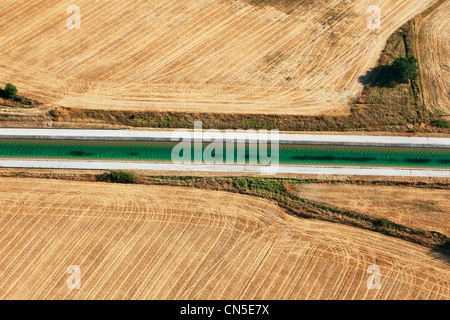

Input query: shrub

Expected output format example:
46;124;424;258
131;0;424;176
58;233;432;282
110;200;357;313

391;56;419;83
96;171;137;184
431;119;450;129
4;83;18;99
243;118;275;130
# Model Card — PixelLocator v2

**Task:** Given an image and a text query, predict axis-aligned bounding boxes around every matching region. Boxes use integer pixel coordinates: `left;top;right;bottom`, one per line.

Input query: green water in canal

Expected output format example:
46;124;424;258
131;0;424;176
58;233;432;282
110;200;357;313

0;139;449;168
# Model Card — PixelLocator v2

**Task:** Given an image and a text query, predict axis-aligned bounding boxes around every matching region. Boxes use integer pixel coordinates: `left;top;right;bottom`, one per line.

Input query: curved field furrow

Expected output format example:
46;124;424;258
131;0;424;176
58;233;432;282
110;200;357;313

0;0;439;115
417;1;450;117
0;178;448;300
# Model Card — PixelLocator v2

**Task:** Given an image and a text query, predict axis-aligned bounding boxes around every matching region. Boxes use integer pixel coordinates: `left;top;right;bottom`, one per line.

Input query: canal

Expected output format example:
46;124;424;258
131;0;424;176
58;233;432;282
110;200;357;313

0;139;449;168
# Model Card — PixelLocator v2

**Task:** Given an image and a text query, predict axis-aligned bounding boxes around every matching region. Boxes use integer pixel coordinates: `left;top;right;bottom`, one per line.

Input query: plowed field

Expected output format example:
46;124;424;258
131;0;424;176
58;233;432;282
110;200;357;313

0;0;438;114
417;1;450;117
0;178;448;299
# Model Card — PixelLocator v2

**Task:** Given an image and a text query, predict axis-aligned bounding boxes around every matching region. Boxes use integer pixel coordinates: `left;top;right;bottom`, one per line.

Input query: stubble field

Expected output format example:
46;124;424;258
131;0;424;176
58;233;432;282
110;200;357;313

0;178;448;299
294;183;450;235
417;0;450;118
0;0;438;115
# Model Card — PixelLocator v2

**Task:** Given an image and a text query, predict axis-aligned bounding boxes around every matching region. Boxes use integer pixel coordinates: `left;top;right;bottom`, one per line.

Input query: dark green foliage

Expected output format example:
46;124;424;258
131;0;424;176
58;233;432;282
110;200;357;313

4;83;18;99
431;119;450;128
391;56;419;83
232;177;287;198
243;118;275;129
96;171;137;184
362;56;419;88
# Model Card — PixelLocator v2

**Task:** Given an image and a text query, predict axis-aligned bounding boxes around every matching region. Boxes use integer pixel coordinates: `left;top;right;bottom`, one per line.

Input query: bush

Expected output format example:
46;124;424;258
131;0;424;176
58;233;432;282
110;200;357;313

96;171;137;184
431;119;450;129
391;56;419;83
243;118;275;129
4;83;18;99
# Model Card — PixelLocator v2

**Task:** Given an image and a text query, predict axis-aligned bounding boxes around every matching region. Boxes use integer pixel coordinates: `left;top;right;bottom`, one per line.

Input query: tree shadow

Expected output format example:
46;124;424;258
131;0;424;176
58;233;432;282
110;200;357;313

0;88;40;107
0;88;7;99
0;89;20;102
429;243;450;265
358;65;397;88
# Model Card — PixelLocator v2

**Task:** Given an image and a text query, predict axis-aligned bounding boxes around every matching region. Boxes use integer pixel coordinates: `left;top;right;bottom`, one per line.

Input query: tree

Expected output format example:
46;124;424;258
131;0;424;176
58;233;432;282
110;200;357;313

364;56;420;87
391;56;419;83
4;83;18;99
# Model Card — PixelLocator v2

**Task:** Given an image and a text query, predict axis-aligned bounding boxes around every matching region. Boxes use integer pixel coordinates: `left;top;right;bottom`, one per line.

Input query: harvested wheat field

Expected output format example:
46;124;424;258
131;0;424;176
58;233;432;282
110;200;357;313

0;178;448;299
0;0;438;115
417;1;450;117
294;183;450;236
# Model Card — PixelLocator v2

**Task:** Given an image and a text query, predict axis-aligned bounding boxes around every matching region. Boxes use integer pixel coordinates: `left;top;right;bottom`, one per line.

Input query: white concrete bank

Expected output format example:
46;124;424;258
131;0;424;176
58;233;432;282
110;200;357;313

0;128;449;148
0;159;449;178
